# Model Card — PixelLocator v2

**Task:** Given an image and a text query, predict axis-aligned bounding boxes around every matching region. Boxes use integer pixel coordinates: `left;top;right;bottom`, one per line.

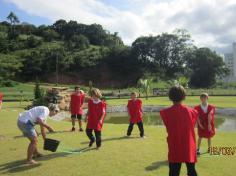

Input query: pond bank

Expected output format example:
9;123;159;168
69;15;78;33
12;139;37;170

107;105;236;116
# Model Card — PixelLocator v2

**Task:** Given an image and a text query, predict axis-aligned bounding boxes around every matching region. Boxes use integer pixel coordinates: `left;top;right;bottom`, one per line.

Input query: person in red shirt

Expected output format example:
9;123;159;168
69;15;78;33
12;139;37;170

70;86;85;132
127;92;145;138
85;88;106;149
160;86;198;176
0;92;3;110
195;93;215;155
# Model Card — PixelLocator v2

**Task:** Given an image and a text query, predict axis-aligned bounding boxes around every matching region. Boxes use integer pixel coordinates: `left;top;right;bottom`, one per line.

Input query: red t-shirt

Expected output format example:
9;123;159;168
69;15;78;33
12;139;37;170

160;104;198;163
87;99;106;131
70;93;85;115
194;104;215;138
0;92;3;101
127;99;143;123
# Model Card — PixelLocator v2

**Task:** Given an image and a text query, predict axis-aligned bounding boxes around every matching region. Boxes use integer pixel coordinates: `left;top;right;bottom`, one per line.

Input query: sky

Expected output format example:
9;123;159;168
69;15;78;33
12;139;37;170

0;0;236;54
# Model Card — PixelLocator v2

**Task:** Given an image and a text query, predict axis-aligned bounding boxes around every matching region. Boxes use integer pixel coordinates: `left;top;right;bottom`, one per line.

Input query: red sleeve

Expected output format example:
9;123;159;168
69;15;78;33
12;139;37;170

191;108;199;124
160;110;168;126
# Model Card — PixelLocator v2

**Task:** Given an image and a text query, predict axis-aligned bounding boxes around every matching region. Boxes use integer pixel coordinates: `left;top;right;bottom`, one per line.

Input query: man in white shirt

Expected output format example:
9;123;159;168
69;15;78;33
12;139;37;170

17;104;59;164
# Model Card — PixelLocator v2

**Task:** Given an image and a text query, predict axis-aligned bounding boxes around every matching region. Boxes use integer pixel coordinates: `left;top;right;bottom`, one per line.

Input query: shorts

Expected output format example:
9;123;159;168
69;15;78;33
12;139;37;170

71;114;82;120
17;120;37;139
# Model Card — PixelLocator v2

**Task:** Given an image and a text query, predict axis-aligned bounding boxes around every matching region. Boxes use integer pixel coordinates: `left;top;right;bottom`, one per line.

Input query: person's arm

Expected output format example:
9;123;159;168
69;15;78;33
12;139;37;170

99;111;105;124
197;118;204;129
36;118;54;133
40;124;46;140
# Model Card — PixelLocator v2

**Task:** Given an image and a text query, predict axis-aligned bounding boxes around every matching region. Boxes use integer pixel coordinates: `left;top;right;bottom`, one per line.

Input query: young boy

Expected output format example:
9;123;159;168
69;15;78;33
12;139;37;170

85;88;106;149
195;93;215;155
17;104;59;164
70;86;85;132
127;92;145;138
160;86;198;176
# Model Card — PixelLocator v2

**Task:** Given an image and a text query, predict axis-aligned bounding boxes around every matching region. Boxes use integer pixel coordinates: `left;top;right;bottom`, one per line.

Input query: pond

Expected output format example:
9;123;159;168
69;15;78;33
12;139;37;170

105;112;236;131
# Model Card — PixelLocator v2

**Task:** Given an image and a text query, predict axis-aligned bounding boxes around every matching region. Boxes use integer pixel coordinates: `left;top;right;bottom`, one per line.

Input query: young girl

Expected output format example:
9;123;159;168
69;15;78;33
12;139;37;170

85;88;106;149
195;93;215;155
70;86;85;132
160;86;198;176
127;92;145;138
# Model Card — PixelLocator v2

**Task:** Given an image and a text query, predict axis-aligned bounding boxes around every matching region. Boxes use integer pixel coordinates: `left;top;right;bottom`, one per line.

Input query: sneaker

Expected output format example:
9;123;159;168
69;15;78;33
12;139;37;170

89;140;94;147
197;149;201;155
141;136;147;139
79;128;84;132
71;127;75;132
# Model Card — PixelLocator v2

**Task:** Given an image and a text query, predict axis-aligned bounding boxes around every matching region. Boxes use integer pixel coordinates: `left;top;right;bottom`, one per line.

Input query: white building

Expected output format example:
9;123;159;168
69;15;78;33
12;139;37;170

224;43;236;81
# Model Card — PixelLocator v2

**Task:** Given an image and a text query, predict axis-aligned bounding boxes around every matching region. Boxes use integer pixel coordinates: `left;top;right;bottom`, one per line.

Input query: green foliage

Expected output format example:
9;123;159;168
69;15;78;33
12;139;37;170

137;78;152;100
187;48;229;88
33;79;46;106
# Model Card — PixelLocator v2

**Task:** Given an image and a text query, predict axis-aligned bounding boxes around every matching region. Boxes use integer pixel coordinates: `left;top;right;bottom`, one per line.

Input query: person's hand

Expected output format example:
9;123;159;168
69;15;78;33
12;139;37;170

48;127;55;133
99;119;103;124
208;124;212;131
84;116;88;123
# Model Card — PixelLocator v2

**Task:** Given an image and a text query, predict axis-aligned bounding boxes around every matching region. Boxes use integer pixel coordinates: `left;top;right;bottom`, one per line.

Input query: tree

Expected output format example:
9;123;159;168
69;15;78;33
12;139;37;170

132;30;193;79
66;34;89;50
7;12;20;39
187;48;229;88
42;29;59;42
137;78;152;100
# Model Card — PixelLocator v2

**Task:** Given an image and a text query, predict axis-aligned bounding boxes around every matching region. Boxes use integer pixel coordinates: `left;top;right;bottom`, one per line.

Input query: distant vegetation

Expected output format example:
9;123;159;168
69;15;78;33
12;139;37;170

0;12;229;88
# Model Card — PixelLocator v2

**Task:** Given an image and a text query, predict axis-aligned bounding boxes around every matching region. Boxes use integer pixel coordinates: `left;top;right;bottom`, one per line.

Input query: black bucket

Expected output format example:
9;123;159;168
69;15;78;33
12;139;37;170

43;138;60;152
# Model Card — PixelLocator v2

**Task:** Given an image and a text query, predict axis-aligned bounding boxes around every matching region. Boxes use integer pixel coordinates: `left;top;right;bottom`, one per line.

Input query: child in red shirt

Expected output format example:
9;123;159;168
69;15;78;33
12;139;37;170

70;86;85;132
160;86;198;176
85;88;106;149
127;92;145;138
195;93;215;155
0;92;3;110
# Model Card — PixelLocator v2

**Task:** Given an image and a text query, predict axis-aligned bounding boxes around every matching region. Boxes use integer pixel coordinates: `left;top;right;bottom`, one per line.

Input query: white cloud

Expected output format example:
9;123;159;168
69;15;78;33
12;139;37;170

5;0;236;53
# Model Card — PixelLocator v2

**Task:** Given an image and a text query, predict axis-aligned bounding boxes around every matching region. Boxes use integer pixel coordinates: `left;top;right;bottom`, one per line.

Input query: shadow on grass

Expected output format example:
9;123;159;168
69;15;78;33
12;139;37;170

80;136;141;144
145;160;168;171
0;148;93;174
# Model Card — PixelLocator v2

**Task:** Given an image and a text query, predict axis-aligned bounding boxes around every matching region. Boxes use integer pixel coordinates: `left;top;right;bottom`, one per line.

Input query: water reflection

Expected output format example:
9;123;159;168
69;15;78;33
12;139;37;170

105;112;236;131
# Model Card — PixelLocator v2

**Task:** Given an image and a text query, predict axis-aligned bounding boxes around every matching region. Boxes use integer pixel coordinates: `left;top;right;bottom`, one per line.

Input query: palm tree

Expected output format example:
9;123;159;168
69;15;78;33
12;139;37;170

138;78;152;100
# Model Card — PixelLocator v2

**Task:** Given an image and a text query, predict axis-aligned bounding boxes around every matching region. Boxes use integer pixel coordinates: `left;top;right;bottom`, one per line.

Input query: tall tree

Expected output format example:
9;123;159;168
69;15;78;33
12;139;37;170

7;12;20;39
187;48;229;88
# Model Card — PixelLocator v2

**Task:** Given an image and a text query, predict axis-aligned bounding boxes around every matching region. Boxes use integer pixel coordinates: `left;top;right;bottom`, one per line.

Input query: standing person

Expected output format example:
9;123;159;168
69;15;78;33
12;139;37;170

160;86;198;176
126;92;145;138
0;91;3;110
85;88;106;150
70;86;85;132
195;93;215;155
17;104;59;164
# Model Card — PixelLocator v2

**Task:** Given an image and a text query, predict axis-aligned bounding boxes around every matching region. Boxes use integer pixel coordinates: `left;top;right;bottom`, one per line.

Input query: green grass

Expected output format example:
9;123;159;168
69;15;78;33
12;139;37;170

107;96;236;108
0;102;236;176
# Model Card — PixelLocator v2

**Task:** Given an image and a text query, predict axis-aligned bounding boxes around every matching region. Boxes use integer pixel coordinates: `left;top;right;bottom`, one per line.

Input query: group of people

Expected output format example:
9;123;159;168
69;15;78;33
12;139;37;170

16;85;215;176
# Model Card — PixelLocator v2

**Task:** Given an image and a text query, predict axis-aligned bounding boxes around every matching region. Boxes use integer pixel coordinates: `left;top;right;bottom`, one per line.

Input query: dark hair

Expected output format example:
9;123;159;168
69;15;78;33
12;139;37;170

168;86;186;103
74;86;80;90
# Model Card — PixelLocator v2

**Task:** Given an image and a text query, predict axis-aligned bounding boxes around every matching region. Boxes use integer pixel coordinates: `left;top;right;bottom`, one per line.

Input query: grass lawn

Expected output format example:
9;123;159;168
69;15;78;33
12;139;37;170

0;102;236;176
107;96;236;108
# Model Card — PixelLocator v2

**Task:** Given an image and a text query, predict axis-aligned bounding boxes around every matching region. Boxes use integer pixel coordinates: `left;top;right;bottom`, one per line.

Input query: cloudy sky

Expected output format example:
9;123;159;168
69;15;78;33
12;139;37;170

0;0;236;53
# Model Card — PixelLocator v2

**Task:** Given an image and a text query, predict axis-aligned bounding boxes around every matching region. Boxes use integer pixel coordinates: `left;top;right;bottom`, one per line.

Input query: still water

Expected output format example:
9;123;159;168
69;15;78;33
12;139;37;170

105;112;236;131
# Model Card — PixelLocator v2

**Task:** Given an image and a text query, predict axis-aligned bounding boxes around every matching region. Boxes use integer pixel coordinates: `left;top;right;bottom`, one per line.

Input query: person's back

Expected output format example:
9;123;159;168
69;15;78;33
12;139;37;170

19;106;49;124
160;104;198;162
160;86;198;176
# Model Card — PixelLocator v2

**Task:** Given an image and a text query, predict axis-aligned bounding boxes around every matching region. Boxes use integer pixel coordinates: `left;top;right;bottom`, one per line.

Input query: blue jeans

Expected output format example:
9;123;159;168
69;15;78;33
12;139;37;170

17;120;37;139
